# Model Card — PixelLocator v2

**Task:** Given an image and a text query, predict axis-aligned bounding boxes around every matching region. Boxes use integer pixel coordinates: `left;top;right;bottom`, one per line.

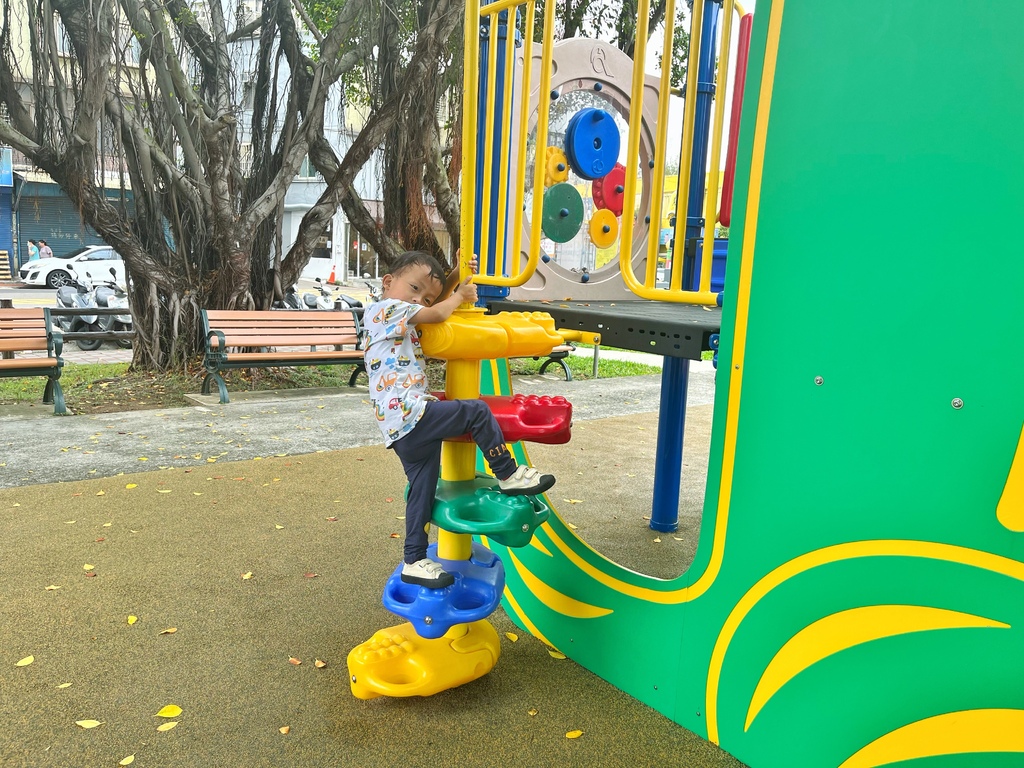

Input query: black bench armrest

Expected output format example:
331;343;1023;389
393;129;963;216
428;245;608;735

43;308;63;357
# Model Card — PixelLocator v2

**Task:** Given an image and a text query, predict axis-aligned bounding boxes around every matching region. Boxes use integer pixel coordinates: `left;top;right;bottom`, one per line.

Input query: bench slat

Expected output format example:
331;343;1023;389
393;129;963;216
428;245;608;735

211;336;358;349
219;350;363;363
0;319;48;328
0;308;46;320
0;357;59;370
205;311;356;327
0;338;51;352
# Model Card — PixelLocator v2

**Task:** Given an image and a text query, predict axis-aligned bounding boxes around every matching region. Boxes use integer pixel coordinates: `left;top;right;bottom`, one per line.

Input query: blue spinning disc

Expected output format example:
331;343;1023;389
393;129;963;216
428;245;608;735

564;108;621;181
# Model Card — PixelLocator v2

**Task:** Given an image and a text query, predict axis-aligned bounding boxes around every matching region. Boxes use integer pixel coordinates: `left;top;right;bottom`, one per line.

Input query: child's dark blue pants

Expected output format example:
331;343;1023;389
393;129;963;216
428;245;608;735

391;399;517;564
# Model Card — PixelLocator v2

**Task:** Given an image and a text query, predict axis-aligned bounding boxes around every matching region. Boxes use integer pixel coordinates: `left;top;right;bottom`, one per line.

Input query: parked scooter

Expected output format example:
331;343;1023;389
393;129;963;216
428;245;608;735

273;284;305;311
55;272;103;351
305;278;335;310
273;278;370;311
90;268;133;349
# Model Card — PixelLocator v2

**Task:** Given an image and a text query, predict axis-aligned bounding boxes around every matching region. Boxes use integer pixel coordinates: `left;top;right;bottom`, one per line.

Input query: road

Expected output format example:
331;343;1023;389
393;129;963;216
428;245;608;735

0;284;56;307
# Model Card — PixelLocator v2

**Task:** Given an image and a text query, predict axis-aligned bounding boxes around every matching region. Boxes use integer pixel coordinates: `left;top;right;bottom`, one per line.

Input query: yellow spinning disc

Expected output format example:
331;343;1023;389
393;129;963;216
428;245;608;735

544;147;569;187
588;209;619;248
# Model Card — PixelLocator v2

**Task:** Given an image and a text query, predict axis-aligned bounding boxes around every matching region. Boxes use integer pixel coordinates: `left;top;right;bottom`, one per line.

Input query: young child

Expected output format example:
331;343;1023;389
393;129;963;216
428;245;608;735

363;250;556;589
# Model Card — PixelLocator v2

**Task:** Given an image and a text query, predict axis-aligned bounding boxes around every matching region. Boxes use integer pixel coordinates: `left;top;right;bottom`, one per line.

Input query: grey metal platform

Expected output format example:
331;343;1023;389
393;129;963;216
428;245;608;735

487;299;722;360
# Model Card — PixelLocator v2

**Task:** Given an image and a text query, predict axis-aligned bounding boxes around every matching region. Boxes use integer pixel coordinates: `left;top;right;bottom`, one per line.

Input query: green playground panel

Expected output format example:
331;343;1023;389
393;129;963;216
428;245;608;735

479;2;1024;767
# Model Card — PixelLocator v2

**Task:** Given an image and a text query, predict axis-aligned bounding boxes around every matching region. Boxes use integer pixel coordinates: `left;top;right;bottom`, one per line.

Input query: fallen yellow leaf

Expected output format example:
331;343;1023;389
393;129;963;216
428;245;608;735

673;536;684;541
154;704;182;718
653;537;662;543
314;659;327;668
565;729;583;739
156;721;178;732
126;483;138;489
96;490;105;496
159;627;177;635
528;708;538;716
288;657;302;665
548;650;567;660
102;522;112;527
275;525;284;530
83;564;94;571
45;585;61;591
563;499;583;504
157;489;172;494
16;655;34;667
241;572;253;580
138;457;148;461
505;632;518;642
128;615;138;625
119;755;136;766
279;726;291;734
193;492;202;496
567;522;578;530
57;682;72;689
75;719;103;729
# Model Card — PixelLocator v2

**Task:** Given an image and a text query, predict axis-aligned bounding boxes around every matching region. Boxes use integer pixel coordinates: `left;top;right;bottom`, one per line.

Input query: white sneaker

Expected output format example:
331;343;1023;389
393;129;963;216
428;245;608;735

401;558;454;589
498;465;556;497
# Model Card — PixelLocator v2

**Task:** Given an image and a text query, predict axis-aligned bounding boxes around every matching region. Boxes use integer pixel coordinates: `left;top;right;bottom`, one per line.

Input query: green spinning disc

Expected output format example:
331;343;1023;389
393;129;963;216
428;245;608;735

542;183;584;243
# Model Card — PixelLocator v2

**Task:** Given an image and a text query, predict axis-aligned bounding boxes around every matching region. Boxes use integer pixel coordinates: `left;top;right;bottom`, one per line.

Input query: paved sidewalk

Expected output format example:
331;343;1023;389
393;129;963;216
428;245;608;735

0;365;716;490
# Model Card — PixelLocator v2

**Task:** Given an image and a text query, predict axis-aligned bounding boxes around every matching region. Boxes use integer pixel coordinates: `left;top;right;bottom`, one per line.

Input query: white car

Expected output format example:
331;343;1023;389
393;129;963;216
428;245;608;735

18;244;127;288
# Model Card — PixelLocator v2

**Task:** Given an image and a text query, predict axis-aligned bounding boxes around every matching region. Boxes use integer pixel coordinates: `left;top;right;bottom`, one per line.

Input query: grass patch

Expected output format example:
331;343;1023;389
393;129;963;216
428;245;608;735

0;363;197;413
574;342;715;362
508;355;660;379
0;350;664;415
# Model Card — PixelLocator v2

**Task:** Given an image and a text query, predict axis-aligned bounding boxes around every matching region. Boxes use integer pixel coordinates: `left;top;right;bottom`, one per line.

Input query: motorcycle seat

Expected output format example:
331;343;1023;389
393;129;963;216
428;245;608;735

95;286;115;305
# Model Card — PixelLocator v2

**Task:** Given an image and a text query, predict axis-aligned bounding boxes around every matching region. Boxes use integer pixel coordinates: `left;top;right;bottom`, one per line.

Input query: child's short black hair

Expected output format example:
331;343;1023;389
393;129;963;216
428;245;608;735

389;250;446;286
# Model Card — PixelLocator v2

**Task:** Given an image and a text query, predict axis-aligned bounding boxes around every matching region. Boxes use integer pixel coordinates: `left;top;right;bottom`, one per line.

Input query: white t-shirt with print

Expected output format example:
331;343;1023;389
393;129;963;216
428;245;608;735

363;299;436;447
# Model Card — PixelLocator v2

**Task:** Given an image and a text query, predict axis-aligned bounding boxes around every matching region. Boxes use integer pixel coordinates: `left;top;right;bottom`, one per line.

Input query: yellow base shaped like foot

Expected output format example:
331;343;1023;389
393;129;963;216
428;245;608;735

347;619;500;700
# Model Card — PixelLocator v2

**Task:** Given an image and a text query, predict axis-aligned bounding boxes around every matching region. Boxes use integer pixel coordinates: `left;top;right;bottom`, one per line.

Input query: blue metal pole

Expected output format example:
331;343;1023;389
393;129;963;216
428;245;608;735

650;0;722;532
651;357;690;532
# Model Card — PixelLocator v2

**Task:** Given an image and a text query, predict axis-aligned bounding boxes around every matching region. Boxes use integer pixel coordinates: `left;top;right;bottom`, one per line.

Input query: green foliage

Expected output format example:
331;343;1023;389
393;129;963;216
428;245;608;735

509;355;661;380
0;352;665;415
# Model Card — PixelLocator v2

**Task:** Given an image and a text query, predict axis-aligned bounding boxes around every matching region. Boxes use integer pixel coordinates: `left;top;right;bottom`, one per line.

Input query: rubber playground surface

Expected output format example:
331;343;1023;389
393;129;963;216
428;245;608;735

0;375;744;767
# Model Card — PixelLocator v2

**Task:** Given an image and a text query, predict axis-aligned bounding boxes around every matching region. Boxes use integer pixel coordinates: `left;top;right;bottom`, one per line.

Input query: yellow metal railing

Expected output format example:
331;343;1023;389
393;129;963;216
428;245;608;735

462;0;749;304
463;0;553;289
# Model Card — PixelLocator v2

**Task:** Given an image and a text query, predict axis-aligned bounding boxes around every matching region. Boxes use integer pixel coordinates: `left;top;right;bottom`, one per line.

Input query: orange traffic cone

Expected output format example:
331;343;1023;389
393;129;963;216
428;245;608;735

328;263;337;284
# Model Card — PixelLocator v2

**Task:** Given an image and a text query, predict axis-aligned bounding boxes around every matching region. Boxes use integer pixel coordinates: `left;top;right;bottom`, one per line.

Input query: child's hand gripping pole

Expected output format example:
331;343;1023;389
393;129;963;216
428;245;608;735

442;250;479;305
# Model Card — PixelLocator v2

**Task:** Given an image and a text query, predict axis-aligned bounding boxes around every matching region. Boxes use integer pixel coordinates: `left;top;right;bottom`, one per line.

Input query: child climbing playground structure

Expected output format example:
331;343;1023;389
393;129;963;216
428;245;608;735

350;1;1024;767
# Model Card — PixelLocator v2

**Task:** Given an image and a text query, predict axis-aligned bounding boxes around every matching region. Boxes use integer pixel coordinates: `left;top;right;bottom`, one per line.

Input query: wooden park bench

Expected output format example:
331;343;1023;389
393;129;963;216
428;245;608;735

200;309;365;404
0;307;67;415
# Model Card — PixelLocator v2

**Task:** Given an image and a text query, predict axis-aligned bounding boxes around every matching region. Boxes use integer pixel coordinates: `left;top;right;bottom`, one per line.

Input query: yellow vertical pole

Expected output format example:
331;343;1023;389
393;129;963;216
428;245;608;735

699;0;735;292
646;0;677;286
493;7;518;282
617;0;652;294
478;11;501;279
437;357;480;561
510;2;535;282
460;0;481;282
527;2;556;266
670;0;705;291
